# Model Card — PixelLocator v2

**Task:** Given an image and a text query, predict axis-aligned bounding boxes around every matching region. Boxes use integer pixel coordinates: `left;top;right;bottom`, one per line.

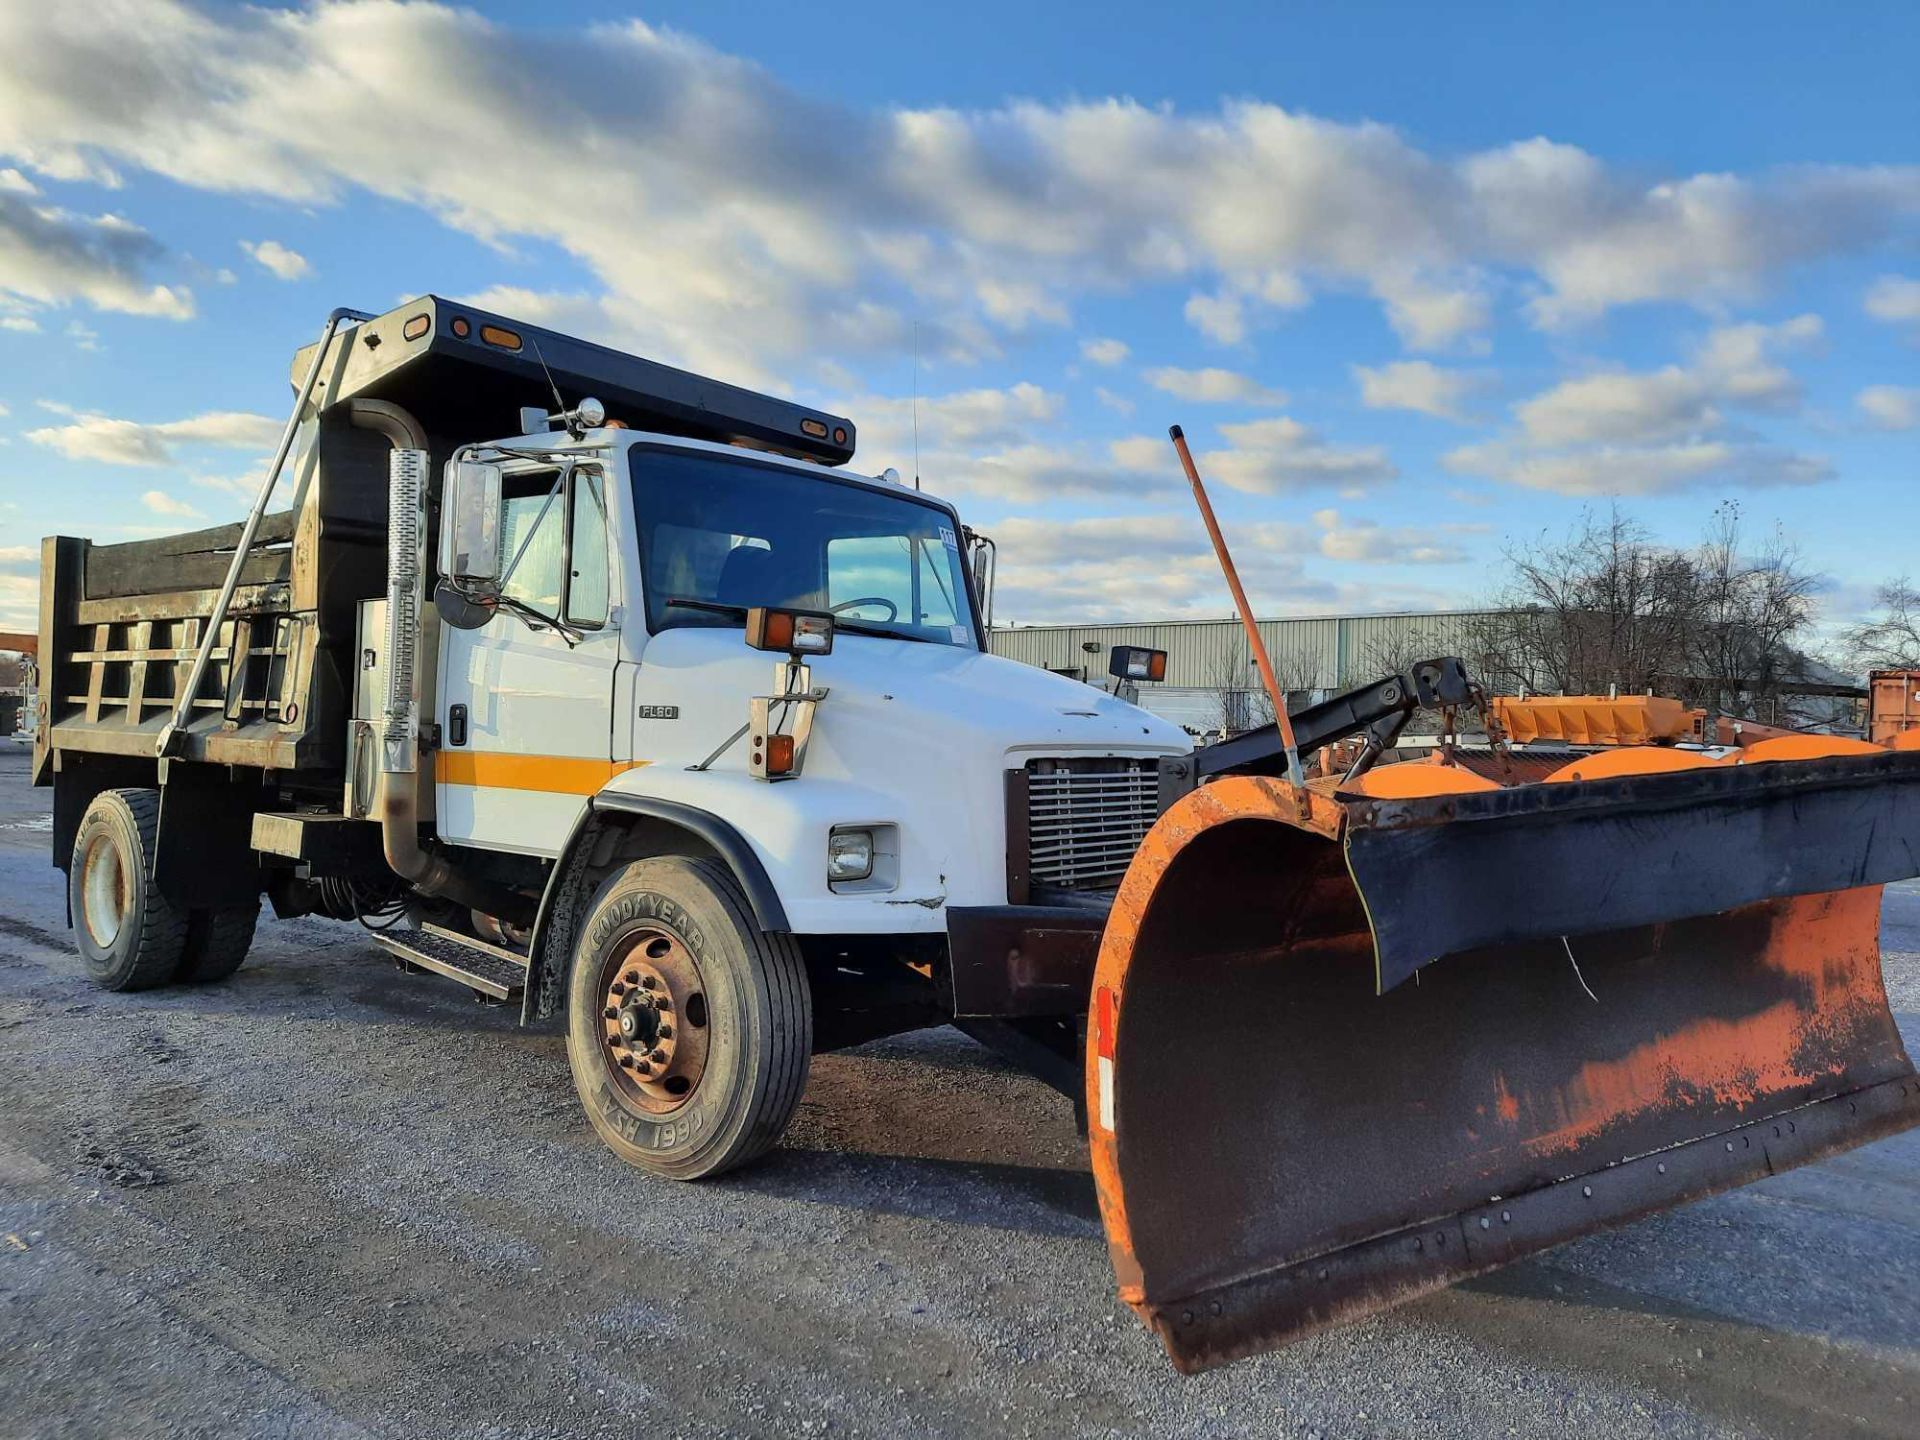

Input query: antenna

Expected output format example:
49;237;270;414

528;333;566;415
912;319;921;490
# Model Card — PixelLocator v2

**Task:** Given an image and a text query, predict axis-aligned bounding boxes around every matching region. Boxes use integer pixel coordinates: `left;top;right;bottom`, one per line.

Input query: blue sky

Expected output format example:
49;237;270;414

1;1;1916;636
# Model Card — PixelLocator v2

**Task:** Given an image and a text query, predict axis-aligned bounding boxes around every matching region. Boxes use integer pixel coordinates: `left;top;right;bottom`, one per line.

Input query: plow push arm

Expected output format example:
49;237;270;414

1192;656;1474;781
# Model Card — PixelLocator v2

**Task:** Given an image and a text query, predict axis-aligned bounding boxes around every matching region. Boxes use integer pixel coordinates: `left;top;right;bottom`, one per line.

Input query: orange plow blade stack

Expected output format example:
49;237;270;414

1088;747;1920;1372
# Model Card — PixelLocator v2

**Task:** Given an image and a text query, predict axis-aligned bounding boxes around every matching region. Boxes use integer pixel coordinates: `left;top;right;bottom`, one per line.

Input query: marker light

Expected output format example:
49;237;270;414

800;418;829;439
753;732;796;776
746;607;835;656
479;324;523;351
403;313;431;341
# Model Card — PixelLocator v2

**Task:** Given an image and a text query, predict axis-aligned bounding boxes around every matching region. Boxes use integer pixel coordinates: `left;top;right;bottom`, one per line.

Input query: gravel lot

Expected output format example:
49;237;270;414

1;737;1916;1438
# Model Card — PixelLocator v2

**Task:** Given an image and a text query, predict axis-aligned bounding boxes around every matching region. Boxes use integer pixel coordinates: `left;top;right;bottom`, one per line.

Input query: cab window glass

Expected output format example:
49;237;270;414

566;471;610;626
498;478;566;613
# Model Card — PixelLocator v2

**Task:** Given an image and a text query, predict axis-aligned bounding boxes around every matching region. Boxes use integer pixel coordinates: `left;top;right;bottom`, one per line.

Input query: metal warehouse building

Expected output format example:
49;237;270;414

988;611;1490;731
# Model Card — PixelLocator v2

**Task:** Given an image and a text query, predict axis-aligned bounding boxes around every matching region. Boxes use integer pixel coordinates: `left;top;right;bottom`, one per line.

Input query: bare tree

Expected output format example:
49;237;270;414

1206;633;1318;736
1470;504;1822;721
1681;504;1816;719
1842;578;1920;671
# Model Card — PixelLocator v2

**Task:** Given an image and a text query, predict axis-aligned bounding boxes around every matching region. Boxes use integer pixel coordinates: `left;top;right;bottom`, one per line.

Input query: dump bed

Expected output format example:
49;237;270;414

33;296;858;791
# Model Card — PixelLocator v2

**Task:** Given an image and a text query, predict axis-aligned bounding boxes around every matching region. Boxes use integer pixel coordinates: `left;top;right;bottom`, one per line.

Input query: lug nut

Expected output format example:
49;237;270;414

618;1055;634;1069
657;1024;673;1039
603;1006;617;1019
641;975;658;990
649;1048;667;1064
624;970;640;985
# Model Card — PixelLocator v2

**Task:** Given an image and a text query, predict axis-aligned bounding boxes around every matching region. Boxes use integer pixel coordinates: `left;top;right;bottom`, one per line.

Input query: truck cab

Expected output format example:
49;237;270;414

436;428;1186;924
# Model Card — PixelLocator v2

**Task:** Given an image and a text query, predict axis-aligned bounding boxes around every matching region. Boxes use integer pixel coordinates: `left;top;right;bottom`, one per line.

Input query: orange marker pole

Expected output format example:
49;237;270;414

1169;424;1304;787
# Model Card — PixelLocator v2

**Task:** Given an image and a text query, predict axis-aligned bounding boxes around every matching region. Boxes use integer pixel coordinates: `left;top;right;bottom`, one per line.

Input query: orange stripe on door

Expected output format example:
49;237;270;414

433;752;648;795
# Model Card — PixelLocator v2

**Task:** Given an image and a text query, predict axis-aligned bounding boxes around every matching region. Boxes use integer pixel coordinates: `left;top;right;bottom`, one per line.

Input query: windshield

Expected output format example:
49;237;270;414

631;447;980;648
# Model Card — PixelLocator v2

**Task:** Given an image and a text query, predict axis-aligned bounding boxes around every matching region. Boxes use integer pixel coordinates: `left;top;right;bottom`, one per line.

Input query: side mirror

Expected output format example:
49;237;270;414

441;460;503;582
966;529;996;631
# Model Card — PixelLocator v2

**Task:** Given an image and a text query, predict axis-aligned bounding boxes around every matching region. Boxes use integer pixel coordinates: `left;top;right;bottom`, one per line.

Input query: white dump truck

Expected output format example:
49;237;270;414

34;297;1192;1178
37;299;1920;1370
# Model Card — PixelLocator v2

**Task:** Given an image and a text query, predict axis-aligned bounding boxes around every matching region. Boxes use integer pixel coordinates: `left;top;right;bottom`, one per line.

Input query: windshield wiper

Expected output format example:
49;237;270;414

835;619;939;644
664;597;747;618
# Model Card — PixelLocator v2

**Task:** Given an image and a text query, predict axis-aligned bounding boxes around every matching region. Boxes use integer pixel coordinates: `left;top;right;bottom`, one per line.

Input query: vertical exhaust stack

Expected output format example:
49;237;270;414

383;446;427;777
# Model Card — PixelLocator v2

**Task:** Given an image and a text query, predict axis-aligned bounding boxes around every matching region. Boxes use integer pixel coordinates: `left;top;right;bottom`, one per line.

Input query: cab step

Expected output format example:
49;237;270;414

371;923;528;1000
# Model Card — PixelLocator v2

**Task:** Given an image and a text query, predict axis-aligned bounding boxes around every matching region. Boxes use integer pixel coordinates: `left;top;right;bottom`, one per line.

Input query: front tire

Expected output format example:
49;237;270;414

566;856;810;1179
68;788;188;992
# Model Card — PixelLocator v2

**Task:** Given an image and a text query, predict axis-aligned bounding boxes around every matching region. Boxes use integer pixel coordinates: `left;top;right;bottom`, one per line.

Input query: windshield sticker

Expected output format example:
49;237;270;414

950;624;970;644
939;525;959;551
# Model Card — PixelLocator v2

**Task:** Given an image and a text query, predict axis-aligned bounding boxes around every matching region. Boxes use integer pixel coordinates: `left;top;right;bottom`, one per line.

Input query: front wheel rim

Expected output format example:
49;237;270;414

79;831;129;948
597;926;712;1114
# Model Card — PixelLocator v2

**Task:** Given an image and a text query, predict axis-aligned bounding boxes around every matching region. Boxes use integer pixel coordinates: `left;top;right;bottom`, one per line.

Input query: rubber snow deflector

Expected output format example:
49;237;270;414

1087;753;1920;1372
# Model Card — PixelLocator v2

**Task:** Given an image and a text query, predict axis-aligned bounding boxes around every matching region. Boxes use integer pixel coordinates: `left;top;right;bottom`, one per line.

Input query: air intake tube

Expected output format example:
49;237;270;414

348;401;536;927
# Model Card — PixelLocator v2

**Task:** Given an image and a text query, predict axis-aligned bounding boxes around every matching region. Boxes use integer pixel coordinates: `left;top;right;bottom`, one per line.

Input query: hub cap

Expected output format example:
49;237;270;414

598;927;711;1113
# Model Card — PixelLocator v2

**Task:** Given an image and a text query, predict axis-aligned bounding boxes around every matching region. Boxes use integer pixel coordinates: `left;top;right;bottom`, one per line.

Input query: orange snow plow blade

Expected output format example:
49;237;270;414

1089;750;1920;1372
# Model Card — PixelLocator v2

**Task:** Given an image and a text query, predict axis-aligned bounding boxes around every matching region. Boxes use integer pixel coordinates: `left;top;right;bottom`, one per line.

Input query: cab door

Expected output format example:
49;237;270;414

436;463;621;857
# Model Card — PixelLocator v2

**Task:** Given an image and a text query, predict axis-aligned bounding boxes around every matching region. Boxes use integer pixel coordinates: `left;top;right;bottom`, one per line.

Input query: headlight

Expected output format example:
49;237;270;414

827;828;874;881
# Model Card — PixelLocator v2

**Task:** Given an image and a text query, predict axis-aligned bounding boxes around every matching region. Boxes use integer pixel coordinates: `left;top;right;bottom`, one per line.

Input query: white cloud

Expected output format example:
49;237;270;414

1311;508;1472;564
0;193;191;321
1170;416;1399;496
241;238;310;281
1094;386;1133;416
0;2;1914;377
1079;336;1129;366
1183;289;1247;345
27;407;280;466
1;314;40;332
985;508;1468;622
1517;367;1716;446
1516;314;1823;447
1857;384;1920;431
1865;274;1920;329
976;277;1066;330
1353;360;1479;420
1448;313;1831;493
1444;438;1831;497
1370;273;1490;351
1142;366;1286;406
141;489;203;519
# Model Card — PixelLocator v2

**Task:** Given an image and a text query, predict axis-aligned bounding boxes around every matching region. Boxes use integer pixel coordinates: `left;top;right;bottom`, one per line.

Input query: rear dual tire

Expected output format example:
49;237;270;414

566;856;811;1180
69;788;256;992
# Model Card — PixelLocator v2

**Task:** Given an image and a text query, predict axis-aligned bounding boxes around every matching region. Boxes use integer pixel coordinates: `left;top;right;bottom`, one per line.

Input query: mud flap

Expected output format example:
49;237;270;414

1088;764;1920;1373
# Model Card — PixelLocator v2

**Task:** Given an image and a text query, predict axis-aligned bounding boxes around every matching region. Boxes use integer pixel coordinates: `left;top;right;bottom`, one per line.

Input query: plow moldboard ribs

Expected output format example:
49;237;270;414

1088;763;1920;1372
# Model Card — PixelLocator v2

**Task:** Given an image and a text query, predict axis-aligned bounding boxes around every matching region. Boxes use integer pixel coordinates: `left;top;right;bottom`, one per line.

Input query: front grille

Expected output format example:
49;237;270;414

1024;757;1159;890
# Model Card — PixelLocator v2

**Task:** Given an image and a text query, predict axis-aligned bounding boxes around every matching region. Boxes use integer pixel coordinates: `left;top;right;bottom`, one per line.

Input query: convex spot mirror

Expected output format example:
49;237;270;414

434;578;495;630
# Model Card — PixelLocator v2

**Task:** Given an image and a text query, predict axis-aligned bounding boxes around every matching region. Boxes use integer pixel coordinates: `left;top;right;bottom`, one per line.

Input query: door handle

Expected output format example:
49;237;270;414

448;703;468;746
